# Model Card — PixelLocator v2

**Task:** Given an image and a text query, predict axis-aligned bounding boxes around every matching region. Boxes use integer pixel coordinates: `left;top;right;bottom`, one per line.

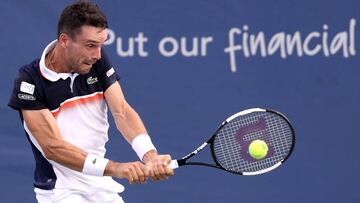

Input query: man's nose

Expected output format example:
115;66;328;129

92;47;101;60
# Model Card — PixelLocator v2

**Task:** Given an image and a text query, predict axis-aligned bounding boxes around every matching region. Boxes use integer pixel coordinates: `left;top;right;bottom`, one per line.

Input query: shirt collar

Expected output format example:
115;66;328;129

39;40;77;82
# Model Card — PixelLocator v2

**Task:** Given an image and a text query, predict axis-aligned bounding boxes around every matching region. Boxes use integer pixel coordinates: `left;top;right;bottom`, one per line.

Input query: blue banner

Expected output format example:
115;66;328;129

0;0;359;202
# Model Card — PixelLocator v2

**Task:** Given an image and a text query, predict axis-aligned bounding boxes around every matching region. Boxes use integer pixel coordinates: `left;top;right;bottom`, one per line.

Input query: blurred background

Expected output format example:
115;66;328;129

0;0;359;202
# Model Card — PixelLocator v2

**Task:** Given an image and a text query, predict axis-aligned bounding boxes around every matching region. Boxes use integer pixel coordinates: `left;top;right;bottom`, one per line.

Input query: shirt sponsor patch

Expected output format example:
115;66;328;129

18;93;36;101
20;81;35;95
106;67;115;77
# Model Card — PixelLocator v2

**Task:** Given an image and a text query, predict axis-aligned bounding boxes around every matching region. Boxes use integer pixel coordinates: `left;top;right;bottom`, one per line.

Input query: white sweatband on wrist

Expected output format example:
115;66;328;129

131;134;157;160
82;154;109;176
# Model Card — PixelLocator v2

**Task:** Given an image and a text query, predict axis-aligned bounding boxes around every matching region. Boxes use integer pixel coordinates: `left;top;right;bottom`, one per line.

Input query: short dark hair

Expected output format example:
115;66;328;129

57;1;108;39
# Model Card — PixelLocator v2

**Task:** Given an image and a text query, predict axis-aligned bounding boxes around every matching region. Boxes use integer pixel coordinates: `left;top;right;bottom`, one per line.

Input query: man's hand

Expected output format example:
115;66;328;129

142;150;174;181
105;161;150;184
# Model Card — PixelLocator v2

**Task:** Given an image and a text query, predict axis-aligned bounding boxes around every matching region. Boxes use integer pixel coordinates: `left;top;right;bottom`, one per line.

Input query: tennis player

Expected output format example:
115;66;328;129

8;1;173;202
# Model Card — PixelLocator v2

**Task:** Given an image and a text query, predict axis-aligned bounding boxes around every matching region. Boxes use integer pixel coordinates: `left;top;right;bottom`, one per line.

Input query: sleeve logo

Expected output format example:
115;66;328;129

20;81;35;95
18;94;36;101
106;67;115;77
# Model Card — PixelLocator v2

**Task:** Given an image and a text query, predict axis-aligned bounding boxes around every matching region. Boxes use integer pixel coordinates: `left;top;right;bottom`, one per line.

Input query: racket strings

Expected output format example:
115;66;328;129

213;112;294;174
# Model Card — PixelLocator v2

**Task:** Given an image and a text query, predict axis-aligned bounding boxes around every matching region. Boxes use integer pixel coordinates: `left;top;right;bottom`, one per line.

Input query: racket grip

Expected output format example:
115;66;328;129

169;160;179;169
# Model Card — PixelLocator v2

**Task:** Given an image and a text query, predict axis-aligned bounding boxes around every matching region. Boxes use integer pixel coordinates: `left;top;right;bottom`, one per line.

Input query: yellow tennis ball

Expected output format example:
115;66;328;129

248;140;269;160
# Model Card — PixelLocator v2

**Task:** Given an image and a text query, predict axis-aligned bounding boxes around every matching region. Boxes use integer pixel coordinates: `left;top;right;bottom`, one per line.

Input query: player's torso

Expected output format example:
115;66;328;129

32;60;110;154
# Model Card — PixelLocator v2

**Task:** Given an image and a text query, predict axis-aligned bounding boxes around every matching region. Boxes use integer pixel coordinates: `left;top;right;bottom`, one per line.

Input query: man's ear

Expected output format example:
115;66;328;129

58;33;70;49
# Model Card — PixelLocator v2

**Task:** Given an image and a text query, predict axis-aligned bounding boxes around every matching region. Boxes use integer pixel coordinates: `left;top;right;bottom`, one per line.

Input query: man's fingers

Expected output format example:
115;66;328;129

160;155;174;177
149;159;172;181
129;167;139;184
136;163;150;183
122;167;134;184
165;164;174;177
143;154;174;181
132;162;151;184
115;162;151;184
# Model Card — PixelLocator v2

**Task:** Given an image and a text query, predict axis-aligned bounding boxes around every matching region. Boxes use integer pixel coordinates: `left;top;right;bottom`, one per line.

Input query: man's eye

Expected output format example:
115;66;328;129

87;44;95;48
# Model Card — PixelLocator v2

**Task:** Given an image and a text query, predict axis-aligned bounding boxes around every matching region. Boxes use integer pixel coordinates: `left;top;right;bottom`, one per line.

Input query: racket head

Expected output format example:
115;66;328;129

210;108;295;175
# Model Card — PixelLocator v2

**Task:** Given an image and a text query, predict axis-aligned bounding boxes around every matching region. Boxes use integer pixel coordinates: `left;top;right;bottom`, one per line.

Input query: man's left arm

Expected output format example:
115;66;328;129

104;81;174;181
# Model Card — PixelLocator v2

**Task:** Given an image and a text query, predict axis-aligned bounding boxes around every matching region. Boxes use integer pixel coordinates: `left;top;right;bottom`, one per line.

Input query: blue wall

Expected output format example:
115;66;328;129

0;0;359;202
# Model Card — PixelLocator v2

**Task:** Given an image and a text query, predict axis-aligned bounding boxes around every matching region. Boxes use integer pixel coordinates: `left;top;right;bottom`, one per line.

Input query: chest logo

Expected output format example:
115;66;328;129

87;76;98;85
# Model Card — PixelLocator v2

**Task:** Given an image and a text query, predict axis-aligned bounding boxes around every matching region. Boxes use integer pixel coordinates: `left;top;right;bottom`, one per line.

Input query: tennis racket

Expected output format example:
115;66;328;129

169;108;295;175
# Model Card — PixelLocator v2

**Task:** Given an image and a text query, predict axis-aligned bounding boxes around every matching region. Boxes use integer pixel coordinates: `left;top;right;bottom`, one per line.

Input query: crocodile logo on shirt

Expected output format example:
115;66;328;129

87;76;98;85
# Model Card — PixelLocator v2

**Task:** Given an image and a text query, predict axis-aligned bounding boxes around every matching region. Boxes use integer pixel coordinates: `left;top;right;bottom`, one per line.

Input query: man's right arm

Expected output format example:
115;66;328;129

22;108;150;184
22;109;87;171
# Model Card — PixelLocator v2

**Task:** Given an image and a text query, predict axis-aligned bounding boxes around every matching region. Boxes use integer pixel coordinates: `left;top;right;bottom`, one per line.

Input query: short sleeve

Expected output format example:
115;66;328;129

96;49;121;91
8;67;47;110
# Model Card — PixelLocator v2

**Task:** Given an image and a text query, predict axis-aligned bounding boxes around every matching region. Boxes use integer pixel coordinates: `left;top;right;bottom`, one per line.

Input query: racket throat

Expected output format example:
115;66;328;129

182;142;208;160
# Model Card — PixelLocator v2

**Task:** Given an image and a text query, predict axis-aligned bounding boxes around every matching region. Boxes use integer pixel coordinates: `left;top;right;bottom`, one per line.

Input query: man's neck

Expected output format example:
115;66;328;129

45;44;69;73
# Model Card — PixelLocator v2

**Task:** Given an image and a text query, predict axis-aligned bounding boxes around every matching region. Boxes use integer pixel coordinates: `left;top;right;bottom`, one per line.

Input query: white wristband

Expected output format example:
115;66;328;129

82;154;109;176
131;134;157;160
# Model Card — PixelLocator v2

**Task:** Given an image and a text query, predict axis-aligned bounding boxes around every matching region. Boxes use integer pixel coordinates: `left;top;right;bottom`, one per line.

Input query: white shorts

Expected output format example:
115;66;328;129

34;188;125;203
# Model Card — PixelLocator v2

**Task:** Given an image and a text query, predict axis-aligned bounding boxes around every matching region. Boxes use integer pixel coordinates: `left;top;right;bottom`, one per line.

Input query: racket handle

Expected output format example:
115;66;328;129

169;160;179;169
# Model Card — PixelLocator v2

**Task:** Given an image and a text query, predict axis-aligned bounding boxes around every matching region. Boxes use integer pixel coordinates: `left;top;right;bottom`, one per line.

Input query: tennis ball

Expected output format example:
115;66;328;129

248;140;269;160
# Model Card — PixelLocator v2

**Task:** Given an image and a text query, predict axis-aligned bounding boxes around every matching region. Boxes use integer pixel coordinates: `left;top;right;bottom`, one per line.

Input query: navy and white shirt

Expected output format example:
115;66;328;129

8;40;124;192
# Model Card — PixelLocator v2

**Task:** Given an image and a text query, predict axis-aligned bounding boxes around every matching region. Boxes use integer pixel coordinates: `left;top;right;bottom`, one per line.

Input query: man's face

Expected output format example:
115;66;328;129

64;25;108;74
